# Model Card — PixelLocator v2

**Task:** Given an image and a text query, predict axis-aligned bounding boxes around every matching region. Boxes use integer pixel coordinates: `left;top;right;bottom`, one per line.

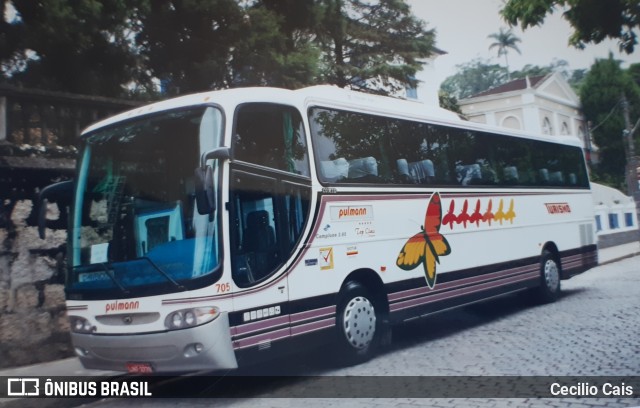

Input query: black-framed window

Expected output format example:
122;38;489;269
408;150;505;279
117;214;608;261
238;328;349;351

233;103;310;177
229;171;310;287
308;107;589;189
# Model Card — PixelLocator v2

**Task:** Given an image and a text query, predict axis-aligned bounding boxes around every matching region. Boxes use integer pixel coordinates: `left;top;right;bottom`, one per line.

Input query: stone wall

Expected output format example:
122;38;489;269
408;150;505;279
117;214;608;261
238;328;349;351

0;200;72;368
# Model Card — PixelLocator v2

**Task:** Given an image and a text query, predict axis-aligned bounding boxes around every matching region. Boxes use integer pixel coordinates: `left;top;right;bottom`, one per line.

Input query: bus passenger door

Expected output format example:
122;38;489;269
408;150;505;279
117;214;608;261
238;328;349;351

228;102;312;355
229;171;286;286
228;169;311;354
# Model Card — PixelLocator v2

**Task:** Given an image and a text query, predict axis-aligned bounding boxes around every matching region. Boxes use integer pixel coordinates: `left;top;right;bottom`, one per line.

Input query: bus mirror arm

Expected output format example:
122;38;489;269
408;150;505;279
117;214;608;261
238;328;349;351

199;147;230;168
38;180;74;239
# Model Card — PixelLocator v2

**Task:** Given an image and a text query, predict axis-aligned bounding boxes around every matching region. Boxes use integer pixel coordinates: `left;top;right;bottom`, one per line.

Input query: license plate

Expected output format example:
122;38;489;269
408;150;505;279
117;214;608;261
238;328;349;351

126;362;154;374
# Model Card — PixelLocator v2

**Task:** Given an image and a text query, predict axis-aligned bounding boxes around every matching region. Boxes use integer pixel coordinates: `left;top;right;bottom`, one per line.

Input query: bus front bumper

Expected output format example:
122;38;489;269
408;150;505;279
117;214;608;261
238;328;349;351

71;312;238;373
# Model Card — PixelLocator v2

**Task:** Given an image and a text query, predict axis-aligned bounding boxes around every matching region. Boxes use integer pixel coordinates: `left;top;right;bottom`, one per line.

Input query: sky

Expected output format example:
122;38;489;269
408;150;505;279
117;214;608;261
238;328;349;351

406;0;640;90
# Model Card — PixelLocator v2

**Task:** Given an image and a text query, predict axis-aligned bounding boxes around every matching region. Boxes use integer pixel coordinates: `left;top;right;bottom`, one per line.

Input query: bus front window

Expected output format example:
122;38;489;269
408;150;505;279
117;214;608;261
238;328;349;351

68;107;224;299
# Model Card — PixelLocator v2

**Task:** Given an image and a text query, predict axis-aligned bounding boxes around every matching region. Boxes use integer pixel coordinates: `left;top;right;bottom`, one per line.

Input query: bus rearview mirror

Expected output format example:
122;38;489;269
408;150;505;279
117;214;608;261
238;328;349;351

194;166;215;215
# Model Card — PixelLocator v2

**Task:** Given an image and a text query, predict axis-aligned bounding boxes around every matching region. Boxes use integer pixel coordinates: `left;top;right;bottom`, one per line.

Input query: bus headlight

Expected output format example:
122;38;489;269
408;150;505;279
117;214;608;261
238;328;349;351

165;307;220;330
69;316;94;334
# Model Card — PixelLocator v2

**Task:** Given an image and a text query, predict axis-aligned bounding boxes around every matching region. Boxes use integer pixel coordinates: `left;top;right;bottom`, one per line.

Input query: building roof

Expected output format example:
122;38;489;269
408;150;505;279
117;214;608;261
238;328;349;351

469;74;549;98
591;182;636;207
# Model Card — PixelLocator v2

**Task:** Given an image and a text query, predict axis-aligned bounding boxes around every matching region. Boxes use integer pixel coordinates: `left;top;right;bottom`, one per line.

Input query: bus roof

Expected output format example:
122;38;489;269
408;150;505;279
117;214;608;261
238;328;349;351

81;85;585;148
81;87;299;135
297;85;583;147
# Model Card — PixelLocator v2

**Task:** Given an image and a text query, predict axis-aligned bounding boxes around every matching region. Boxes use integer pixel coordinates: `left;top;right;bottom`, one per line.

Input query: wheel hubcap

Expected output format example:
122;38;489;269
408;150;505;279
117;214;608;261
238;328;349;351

343;296;376;350
544;259;559;292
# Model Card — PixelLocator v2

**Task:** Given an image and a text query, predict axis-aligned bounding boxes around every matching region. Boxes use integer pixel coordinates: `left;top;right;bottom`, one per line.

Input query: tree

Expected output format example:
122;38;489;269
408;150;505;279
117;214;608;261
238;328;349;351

628;63;640;88
137;0;436;95
316;0;435;95
501;0;640;54
134;0;245;95
510;60;588;92
441;58;587;101
2;0;436;98
0;1;25;78
438;91;462;115
581;55;640;190
487;27;521;80
3;0;139;97
232;1;320;89
510;59;567;80
440;58;508;99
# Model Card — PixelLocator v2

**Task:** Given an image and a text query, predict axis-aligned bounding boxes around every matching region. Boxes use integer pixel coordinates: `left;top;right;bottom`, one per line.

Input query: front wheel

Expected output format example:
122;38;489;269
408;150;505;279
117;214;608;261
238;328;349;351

335;282;380;365
535;250;561;303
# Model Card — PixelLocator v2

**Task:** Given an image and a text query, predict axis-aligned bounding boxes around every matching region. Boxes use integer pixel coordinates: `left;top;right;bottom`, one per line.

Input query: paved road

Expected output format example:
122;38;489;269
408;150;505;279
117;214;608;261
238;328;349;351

75;256;640;407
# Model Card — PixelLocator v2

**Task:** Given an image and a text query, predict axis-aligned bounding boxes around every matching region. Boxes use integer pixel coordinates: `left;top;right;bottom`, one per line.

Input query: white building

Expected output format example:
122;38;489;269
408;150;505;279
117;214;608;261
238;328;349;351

457;72;639;257
458;72;589;149
592;182;638;235
407;48;447;105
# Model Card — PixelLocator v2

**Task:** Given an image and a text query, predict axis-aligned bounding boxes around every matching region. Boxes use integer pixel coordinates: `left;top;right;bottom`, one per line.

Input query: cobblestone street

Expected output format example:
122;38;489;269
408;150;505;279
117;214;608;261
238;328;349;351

81;255;640;408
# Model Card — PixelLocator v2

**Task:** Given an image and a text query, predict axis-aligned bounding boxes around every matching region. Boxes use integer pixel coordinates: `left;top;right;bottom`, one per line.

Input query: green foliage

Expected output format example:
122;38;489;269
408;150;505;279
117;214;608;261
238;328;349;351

135;0;321;94
0;2;24;76
438;91;462;115
134;0;244;95
510;59;567;80
581;55;640;189
567;68;588;92
316;0;435;94
488;28;522;57
440;58;508;99
229;4;320;89
487;27;521;78
442;58;588;100
628;63;640;88
509;59;587;91
501;0;640;53
1;0;435;97
510;64;552;80
3;0;139;96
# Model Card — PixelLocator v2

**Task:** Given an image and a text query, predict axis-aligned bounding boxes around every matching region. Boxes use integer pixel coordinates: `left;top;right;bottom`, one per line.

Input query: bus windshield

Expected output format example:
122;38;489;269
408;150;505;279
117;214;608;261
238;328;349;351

68;106;224;299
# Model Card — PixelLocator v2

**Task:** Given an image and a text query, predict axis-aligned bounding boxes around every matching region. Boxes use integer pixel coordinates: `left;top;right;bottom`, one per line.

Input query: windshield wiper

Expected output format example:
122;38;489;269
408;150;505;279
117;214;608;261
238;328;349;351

140;257;186;291
97;262;130;297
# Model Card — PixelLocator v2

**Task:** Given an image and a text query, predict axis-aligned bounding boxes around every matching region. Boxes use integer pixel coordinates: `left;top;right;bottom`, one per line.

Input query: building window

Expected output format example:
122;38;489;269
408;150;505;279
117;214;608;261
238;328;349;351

608;213;619;229
625;212;635;227
502;116;521;130
595;215;602;232
542;117;553;135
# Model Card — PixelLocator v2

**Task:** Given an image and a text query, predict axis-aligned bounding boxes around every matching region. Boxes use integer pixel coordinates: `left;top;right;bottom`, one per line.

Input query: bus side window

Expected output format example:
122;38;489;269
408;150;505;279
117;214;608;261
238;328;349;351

231;191;279;285
242;209;278;282
397;159;435;184
233;104;310;176
229;172;277;285
230;171;311;288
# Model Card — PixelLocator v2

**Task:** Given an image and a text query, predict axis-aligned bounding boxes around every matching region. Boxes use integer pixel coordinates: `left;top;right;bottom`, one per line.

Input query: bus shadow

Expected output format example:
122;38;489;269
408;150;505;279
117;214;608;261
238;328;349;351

150;287;593;397
390;293;530;349
233;287;593;377
231;293;544;376
390;286;589;351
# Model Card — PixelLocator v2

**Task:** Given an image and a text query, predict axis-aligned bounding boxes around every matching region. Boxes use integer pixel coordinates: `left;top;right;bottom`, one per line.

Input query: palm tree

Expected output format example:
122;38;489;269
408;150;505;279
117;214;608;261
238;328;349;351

488;27;522;81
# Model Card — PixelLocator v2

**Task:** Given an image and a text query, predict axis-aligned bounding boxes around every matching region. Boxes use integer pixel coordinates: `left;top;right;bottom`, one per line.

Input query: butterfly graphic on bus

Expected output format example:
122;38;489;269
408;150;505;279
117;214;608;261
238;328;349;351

396;192;451;289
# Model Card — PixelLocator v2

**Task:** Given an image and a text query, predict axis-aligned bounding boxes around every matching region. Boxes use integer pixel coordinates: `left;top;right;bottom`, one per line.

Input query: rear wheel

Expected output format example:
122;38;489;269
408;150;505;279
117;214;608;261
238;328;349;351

535;250;561;303
335;282;380;365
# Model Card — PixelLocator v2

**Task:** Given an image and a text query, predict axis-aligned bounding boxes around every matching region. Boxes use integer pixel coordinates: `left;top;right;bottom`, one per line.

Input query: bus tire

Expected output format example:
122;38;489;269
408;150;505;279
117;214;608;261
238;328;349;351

334;281;380;365
535;250;561;303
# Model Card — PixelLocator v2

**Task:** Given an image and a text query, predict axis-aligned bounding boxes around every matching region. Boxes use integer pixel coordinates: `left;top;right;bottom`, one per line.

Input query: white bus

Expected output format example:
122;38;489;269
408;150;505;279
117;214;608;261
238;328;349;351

48;85;597;373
